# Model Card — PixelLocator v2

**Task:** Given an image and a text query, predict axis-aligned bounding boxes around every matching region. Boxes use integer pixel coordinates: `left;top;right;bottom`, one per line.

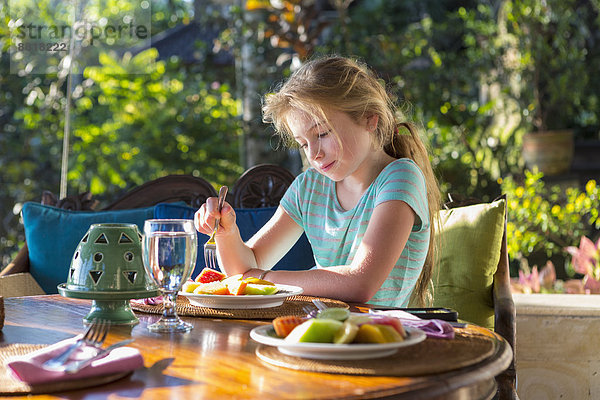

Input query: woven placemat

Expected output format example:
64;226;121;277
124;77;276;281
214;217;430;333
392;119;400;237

0;344;131;395
255;330;496;376
131;295;348;319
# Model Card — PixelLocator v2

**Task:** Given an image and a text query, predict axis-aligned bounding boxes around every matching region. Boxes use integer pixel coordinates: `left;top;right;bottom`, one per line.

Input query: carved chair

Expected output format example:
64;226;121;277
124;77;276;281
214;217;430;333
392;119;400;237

0;164;293;280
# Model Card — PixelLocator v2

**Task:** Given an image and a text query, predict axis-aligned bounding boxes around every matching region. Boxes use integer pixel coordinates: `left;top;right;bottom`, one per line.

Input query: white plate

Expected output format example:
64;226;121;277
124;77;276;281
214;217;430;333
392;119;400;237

250;324;427;360
178;284;304;309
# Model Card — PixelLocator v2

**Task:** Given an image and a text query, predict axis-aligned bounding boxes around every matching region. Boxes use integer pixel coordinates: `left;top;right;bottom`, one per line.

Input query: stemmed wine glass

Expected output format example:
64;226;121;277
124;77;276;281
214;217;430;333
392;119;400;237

142;219;197;333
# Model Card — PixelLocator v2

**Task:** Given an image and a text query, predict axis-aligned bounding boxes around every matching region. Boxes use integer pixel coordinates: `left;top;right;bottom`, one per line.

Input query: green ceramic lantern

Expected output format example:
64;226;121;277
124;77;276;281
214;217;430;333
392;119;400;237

58;223;159;325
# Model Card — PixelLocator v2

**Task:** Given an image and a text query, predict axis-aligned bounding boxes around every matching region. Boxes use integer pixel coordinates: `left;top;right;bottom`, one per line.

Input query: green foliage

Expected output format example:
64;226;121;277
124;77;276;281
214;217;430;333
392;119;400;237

0;0;239;267
318;1;522;201
501;170;600;261
147;0;193;33
504;0;598;133
1;3;66;266
66;49;243;196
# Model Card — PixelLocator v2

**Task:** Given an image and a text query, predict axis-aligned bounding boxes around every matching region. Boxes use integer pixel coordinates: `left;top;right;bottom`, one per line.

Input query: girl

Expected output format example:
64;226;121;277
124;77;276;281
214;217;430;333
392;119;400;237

194;56;441;307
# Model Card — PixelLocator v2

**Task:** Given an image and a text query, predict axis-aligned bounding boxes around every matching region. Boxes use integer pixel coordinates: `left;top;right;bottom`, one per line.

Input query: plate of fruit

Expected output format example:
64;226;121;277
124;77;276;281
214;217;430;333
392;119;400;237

250;308;426;360
179;268;304;309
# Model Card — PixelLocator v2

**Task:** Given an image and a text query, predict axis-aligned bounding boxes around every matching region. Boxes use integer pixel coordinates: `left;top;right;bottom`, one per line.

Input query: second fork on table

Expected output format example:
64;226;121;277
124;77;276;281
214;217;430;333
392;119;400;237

43;319;110;371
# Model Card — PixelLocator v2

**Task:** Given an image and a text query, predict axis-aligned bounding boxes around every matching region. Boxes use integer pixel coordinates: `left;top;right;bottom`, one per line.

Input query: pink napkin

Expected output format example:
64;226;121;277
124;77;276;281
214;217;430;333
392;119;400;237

398;318;455;339
7;336;144;385
368;311;455;339
131;295;163;306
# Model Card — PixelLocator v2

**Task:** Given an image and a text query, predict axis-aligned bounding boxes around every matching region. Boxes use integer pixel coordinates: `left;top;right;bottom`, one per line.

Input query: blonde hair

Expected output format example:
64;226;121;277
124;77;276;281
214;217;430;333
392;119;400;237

262;55;441;306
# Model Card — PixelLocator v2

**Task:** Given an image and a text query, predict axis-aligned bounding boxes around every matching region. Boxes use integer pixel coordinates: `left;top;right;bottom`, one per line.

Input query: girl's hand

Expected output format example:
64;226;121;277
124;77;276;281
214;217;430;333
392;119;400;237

194;198;236;236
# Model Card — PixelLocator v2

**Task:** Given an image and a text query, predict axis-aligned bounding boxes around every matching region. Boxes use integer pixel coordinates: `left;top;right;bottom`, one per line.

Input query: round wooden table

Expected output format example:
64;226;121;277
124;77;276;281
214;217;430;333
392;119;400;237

0;296;512;399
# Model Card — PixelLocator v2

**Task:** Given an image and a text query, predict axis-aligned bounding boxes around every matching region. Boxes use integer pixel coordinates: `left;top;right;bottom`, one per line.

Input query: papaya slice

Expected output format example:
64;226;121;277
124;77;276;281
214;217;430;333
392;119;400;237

227;280;248;296
193;280;230;295
273;315;308;338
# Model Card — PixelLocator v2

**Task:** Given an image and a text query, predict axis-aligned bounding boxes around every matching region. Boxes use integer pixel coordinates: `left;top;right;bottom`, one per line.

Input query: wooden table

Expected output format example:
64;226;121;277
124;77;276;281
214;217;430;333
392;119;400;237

1;295;512;399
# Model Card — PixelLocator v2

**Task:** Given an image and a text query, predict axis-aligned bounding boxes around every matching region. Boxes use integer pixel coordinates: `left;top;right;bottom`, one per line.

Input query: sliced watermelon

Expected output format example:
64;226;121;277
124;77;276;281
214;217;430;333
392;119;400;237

195;267;226;283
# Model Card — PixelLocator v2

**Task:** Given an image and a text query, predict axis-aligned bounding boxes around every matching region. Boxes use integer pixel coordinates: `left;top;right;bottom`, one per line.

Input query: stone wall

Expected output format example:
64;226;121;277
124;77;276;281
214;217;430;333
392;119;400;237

514;293;600;399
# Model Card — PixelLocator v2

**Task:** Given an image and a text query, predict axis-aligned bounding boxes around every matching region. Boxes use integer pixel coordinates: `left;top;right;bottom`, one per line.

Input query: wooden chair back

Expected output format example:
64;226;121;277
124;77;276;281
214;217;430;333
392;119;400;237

1;164;292;278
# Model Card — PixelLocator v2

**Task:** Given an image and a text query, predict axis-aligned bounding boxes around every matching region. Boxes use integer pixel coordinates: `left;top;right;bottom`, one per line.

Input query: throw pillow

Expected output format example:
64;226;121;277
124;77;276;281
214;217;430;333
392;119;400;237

432;198;506;329
22;202;156;294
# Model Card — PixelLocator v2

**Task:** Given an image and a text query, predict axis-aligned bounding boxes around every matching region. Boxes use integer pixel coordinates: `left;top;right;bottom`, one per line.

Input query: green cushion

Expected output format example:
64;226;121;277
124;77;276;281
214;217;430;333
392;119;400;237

22;202;156;294
432;198;506;329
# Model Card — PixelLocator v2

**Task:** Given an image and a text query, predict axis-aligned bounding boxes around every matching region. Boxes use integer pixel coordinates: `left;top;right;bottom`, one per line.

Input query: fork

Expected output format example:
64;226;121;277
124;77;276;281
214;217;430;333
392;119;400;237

63;338;134;373
312;299;328;311
43;319;110;371
204;185;228;269
302;305;318;318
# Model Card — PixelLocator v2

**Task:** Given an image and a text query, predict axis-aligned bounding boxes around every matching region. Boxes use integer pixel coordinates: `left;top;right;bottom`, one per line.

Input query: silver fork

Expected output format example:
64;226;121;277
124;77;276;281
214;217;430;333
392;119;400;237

63;338;134;373
302;305;318;318
312;299;328;311
43;319;110;371
203;185;228;269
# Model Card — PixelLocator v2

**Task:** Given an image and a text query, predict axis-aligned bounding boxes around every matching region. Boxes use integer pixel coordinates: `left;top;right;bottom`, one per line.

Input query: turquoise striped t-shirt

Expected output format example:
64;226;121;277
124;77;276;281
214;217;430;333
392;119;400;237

280;158;430;307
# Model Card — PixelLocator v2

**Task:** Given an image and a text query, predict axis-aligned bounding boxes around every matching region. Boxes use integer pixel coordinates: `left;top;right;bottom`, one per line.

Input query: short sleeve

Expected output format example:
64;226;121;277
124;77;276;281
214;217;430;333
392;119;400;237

280;171;305;227
374;159;429;232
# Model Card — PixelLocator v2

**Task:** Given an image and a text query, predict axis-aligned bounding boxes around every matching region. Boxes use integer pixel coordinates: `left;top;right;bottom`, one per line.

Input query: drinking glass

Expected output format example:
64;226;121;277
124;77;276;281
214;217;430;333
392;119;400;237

142;219;197;332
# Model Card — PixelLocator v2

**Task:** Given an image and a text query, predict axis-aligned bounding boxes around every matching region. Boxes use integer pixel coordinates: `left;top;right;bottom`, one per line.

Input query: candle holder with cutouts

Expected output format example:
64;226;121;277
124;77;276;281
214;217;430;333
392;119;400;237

58;223;159;325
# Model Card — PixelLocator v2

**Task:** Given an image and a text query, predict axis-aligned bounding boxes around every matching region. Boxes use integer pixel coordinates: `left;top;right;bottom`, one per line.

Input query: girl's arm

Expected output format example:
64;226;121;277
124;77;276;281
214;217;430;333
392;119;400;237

245;206;305;269
244;200;415;303
195;200;303;276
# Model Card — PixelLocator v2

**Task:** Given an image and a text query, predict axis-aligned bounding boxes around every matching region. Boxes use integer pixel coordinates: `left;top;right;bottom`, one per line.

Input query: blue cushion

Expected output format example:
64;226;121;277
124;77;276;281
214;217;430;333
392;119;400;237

154;203;314;277
22;202;156;294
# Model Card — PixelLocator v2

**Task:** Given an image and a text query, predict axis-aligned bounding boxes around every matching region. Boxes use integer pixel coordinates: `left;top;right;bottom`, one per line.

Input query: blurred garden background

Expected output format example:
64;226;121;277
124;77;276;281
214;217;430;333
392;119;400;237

2;0;600;288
